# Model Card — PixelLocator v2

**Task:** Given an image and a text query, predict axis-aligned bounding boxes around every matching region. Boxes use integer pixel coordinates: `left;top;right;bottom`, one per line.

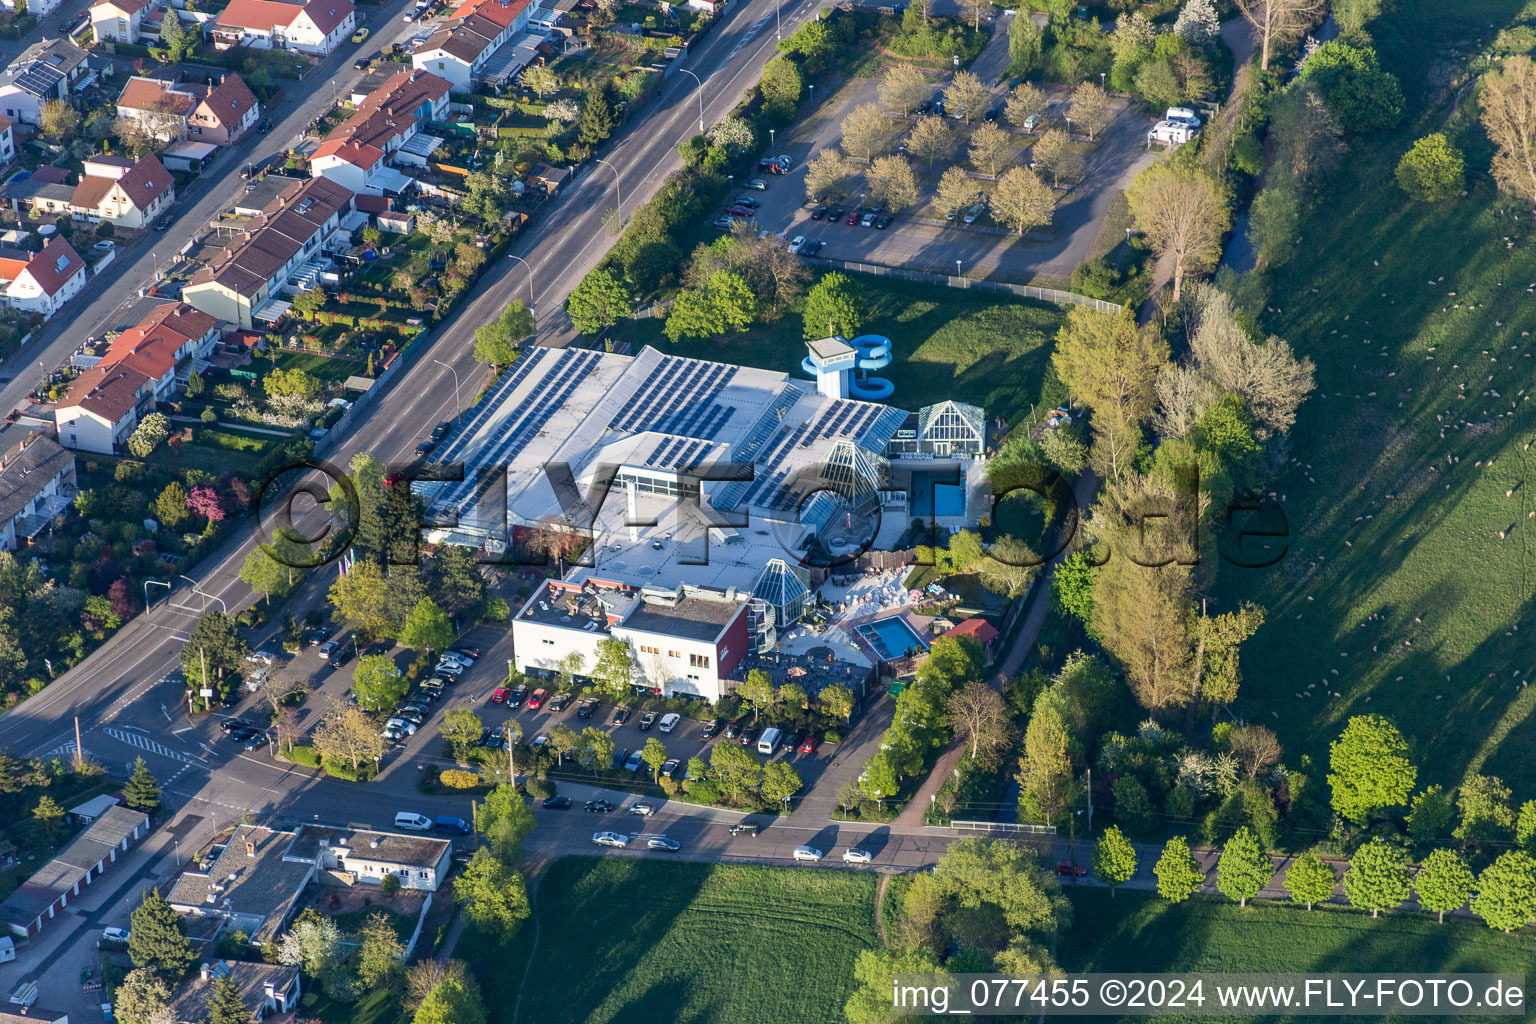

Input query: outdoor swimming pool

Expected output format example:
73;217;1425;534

855;616;929;661
908;470;965;518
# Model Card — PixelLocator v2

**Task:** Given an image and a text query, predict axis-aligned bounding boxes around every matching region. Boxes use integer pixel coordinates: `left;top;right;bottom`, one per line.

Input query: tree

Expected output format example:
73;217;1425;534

906;115;950;169
879;64;931;115
1092;826;1137;896
479;783;535;864
441;707;483;755
845;947;946;1024
1301;40;1402;134
129;888;195;979
804;147;857;201
577;726;615;774
1395;133;1464;202
1284;851;1336;911
1030;128;1081;187
114;969;172;1024
454;848;530;930
977;536;1041;598
205;974;250;1024
400;597;453;655
1007;11;1043;75
277;916;345;985
1173;0;1219;43
1327;714;1416;824
934;166;976;221
802;272;866;339
124;756;161;812
577;84;619;146
1127;162;1229;304
1232;0;1324;70
1456;773;1516;844
239;529;309;605
1068;82;1111;139
1017;703;1073;824
761;57;803;116
566;267;632;335
664;269;757;341
1215;826;1270;908
1481;57;1536;207
708;115;757;156
1408;785;1457;843
473;300;535;367
990;166;1055;235
127;412;170;457
820;683;856;723
865;154;919;212
40;99;80;143
591;636;635;700
736;668;777;722
841;103;894;162
1343;838;1410;918
312;703;386;774
641;736;668;781
1472;851;1536;932
967;123;1012;178
1154;836;1204;901
413;977;487;1024
1415;848;1475;923
160;10;195;62
153;482;189;528
32;794;64;842
522;63;558;99
1184;285;1314;438
1052;307;1168;476
1247;176;1302;270
545;97;580;125
1004;83;1047;129
761;759;803;805
180;611;248;690
944;71;990;125
328;560;418;641
424;546;487;620
353;912;406;987
290;286;327;320
944;681;1012;764
352;655;408;712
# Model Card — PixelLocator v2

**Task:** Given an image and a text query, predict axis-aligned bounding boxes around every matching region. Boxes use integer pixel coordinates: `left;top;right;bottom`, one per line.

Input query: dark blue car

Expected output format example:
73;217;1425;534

432;816;471;836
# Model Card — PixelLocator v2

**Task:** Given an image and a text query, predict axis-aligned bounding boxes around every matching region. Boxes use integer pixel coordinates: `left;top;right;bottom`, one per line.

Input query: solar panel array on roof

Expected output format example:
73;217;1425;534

611;358;738;435
13;61;64;98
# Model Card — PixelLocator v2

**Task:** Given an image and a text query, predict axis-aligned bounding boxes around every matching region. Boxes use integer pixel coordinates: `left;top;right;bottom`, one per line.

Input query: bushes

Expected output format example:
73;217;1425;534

524;777;555;800
285;744;319;767
440;769;482;789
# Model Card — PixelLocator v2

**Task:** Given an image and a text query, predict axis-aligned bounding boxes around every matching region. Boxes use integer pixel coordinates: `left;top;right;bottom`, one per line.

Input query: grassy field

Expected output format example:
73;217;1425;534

1210;0;1536;796
611;273;1066;430
1061;890;1536;1023
476;856;880;1024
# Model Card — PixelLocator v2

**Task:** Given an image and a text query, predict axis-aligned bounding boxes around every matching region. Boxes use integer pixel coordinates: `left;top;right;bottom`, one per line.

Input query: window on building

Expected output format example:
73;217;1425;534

689;654;710;668
667;650;679;659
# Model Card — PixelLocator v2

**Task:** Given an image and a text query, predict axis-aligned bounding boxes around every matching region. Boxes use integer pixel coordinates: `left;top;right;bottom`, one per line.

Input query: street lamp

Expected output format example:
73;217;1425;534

144;578;170;610
769;127;776;151
677;67;706;132
431;358;462;411
775;0;781;40
954;258;962;279
504;253;536;313
1099;72;1105;88
593;157;624;219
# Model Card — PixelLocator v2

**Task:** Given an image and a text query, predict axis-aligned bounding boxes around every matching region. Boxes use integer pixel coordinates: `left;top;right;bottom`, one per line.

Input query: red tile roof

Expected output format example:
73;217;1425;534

217;0;352;34
61;363;152;422
116;76;197;116
945;617;998;646
22;237;85;298
313;138;384;170
318;69;450;155
198;73;259;131
450;0;530;28
30;166;70;185
91;0;154;14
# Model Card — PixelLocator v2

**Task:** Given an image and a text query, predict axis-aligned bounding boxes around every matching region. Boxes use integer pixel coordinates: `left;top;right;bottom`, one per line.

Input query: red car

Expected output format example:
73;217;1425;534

845;210;859;225
1057;861;1088;877
490;687;509;704
726;205;751;217
528;688;547;710
798;734;819;754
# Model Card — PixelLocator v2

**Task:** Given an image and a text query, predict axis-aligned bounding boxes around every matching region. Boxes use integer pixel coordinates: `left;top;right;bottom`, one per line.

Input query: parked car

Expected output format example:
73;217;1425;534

788;235;806;254
985;105;1000;121
304;628;328;647
226;726;260;743
629;801;656;817
810;205;827;220
875;214;891;229
507;685;528;708
772;154;793;171
548;692;572;711
798;734;819;754
100;927;131;947
592;831;629;848
739;725;759;746
843;847;873;864
353;54;372;70
433;660;464;677
351;25;369;42
219;717;252;734
1057;861;1088;877
735;195;761;208
623;749;645;773
92;240;115;253
439;651;473;668
792;846;823;862
647;836;680;851
701;720;719;740
1020;113;1041;132
395;811;432;832
432;816;471;836
660;758;680;778
490;687;509;704
802;239;824;256
860;209;877;227
450;646;481;660
543;796;572;809
584;799;615;813
638;711;658;731
528;688;547;710
658;713;681;733
745;178;768;190
729;822;759;837
726;205;752;217
723;722;741;740
256;118;271;133
154;218;170;231
612;705;632;726
577;698;597;718
402;8;418;20
826;205;845;222
845;209;860;225
610;748;628;771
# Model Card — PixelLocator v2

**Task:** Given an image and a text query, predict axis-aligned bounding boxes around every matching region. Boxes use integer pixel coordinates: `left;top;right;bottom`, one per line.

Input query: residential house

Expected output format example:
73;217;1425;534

412;0;533;92
311;69;451;195
90;0;160;42
0;39;90;125
284;823;453;890
116;72;261;146
68;152;175;229
213;0;356;55
55;301;219;453
0;0;63;18
0;236;86;320
167;825;314;943
0;116;15;167
943;617;999;658
168;962;301;1024
0;805;150;938
182;175;355;328
0;1007;70;1024
0;427;76;552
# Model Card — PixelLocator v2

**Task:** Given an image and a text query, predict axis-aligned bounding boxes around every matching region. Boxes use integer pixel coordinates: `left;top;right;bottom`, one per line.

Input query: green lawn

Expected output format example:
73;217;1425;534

611;274;1066;430
467;857;880;1024
1210;0;1536;795
270;349;361;384
1061;890;1536;1024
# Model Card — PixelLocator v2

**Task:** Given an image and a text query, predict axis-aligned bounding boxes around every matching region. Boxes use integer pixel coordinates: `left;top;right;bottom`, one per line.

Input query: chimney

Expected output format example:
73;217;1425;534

245;841;255;857
264;981;277;999
200;962;212;981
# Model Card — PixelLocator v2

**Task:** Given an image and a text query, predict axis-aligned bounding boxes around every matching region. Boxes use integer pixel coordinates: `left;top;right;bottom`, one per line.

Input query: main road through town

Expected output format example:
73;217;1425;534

0;0;834;822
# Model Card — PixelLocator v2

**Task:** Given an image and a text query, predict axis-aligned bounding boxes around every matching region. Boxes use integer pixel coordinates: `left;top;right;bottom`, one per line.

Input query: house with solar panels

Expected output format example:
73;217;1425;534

416;340;986;699
0;39;89;126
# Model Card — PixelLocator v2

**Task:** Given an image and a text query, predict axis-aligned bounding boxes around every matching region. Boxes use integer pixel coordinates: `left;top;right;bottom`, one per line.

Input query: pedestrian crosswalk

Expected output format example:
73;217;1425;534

104;727;195;763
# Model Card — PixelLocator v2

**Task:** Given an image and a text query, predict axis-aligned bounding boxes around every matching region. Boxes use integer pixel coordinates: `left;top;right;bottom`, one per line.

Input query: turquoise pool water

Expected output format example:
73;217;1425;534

856;616;929;660
908;470;965;518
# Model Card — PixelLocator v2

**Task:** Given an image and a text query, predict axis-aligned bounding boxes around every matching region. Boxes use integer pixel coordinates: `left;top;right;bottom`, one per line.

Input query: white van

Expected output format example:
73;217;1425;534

657;712;681;734
394;811;432;832
757;727;782;756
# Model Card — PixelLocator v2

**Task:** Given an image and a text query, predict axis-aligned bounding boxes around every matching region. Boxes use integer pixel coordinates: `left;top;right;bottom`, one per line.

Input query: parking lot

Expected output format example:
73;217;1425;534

713;24;1155;285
